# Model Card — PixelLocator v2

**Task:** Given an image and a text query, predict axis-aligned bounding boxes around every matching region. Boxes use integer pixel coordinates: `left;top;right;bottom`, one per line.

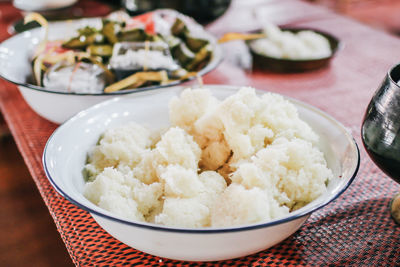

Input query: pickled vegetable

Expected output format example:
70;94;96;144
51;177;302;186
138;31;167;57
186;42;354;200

63;37;88;49
104;71;169;93
82;166;97;182
164;35;181;48
171;18;188;37
77;26;98;37
186;36;209;52
118;28;149;42
87;44;113;57
187;45;212;71
173;70;198;81
32;55;45;86
172;43;195;67
24;13;49;57
218;32;266;43
63;35;102;49
102;20;119;44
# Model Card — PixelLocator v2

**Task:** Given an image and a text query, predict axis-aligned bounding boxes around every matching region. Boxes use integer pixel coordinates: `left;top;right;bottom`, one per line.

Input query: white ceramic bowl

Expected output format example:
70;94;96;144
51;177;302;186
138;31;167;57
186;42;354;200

13;0;78;12
0;17;222;124
43;85;359;261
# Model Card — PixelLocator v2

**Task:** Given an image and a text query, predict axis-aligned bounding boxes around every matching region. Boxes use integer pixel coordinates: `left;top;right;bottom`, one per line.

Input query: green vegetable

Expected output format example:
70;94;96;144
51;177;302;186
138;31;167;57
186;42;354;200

185;35;209;53
63;33;104;49
87;44;113;57
96;133;104;145
172;43;195;67
62;26;104;49
77;26;98;37
104;71;169;93
63;37;88;49
163;34;181;48
102;20;119;44
186;45;212;71
82;165;98;182
171;18;188;37
118;28;149;42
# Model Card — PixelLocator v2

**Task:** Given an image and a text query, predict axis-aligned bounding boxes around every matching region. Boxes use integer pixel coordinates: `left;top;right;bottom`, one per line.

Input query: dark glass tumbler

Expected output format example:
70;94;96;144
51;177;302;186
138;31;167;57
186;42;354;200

361;63;400;224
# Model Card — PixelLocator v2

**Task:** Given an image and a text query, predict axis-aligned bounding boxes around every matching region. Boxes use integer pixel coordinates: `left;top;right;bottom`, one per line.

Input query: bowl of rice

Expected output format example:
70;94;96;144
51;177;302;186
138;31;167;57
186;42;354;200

43;84;359;261
247;24;341;72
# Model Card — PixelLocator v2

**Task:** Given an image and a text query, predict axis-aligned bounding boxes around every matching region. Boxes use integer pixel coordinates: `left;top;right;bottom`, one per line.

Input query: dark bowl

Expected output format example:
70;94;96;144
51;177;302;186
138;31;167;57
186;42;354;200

122;0;232;25
247;28;341;73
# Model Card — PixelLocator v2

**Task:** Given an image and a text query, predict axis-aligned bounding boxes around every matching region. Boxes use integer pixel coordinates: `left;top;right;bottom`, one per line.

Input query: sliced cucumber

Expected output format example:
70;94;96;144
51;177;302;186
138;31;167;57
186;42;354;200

63;36;88;49
171;18;188;37
172;43;195;67
87;44;113;57
102;20;119;44
118;28;150;42
185;35;209;53
186;45;212;71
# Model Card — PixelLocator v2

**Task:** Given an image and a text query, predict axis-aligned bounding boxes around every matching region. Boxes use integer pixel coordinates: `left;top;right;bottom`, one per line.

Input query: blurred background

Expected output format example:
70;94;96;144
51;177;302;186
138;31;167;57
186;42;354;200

0;0;400;266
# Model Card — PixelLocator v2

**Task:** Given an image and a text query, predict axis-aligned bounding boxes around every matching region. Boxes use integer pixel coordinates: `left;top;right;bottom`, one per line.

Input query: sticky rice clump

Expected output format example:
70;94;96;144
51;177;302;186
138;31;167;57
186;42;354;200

83;87;333;228
248;23;332;60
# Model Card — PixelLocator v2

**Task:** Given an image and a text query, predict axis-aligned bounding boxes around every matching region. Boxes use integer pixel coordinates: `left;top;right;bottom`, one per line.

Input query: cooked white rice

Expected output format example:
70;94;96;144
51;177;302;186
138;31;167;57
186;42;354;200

83;87;333;228
110;49;178;70
249;23;332;60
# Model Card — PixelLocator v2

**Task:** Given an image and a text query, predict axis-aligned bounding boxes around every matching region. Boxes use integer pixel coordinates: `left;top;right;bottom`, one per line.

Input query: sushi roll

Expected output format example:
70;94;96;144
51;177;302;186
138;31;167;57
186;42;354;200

110;41;180;80
43;61;108;94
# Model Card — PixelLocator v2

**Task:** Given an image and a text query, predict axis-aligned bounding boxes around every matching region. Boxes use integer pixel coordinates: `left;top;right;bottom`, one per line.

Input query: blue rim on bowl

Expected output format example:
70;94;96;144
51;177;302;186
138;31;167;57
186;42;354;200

42;85;360;234
247;27;342;73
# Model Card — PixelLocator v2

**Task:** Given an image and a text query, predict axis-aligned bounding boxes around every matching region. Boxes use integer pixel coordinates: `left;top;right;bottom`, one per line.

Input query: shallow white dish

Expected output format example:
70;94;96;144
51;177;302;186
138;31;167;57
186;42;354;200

43;85;359;261
0;17;222;124
13;0;78;12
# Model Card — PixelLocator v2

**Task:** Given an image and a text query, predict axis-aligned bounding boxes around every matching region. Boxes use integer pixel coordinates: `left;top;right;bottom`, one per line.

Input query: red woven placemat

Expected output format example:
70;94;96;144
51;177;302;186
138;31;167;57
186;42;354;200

0;82;399;266
0;0;400;265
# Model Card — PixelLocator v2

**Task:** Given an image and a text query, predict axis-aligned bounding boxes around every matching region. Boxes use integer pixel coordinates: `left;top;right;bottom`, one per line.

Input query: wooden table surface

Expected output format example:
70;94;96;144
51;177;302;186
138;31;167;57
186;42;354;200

0;0;399;265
